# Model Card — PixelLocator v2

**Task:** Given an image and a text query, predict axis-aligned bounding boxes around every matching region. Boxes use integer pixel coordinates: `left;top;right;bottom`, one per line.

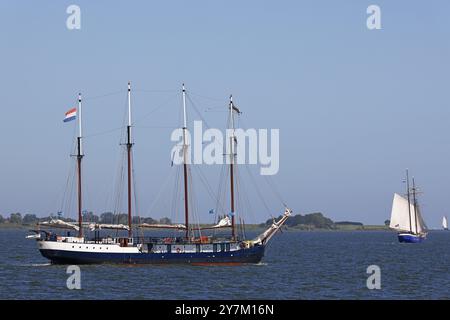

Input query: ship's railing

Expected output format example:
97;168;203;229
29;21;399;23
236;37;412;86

39;232;241;246
132;236;240;245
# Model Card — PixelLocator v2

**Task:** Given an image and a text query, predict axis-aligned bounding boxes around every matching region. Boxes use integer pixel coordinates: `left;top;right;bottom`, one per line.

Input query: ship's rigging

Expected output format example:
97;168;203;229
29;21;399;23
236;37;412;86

52;83;289;243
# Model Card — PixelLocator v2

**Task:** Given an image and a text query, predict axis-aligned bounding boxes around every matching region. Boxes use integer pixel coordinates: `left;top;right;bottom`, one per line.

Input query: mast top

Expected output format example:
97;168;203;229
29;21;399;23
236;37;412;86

77;93;83;146
229;95;241;115
127;81;132;128
182;83;187;129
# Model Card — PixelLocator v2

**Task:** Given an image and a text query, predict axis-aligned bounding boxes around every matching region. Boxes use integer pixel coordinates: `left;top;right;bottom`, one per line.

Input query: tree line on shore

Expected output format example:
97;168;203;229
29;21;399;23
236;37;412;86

1;211;380;230
0;212;172;226
261;212;370;230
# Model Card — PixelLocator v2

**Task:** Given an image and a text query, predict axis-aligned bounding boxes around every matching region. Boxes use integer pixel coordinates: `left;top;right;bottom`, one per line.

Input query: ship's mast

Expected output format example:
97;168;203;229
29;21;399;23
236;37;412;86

126;82;133;238
77;93;84;238
412;177;418;234
229;95;236;240
182;84;190;239
406;169;412;233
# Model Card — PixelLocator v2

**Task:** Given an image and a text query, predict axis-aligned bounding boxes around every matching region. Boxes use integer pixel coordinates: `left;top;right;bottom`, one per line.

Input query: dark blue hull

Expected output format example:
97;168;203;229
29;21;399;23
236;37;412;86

397;233;425;243
40;245;265;265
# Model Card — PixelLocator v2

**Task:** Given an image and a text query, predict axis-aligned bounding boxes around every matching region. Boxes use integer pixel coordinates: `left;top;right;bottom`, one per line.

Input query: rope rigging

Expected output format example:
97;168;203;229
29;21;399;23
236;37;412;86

55;86;288;238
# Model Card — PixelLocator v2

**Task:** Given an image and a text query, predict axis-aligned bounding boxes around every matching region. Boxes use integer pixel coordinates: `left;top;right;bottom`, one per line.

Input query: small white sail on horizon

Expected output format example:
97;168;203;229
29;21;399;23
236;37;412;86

443;216;448;230
390;193;427;234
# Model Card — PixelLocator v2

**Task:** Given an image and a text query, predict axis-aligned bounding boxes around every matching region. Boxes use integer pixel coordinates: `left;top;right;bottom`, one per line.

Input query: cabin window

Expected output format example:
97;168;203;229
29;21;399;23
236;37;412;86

196;244;201;253
225;243;230;252
213;244;218;252
220;244;225;252
167;244;172;253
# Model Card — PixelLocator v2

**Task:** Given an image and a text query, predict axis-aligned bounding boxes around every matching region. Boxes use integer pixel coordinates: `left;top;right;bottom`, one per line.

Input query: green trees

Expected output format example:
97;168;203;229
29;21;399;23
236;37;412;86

0;211;172;226
9;213;22;224
264;212;335;229
22;214;39;225
83;211;99;223
159;217;172;225
100;212;114;223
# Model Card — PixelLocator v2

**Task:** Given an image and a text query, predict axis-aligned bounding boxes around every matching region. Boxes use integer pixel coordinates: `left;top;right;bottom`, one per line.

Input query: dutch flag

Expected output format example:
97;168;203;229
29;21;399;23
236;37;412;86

63;108;77;122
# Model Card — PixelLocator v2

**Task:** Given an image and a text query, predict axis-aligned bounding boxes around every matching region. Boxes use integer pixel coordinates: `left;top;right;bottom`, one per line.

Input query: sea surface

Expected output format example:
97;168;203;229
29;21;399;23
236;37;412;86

0;228;448;299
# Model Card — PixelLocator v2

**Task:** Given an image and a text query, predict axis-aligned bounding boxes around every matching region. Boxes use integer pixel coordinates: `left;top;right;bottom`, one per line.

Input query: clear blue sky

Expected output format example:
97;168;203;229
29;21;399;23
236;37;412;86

0;1;449;227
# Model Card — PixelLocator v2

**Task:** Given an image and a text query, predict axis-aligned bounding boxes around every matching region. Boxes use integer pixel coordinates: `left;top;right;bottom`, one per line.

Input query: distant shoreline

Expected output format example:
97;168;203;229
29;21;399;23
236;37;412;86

1;224;444;232
0;223;390;232
0;212;395;232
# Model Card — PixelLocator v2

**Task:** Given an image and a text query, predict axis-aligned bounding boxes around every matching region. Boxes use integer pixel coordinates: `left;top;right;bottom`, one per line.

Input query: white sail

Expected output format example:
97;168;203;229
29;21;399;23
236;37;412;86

215;216;232;228
38;219;79;231
414;205;427;234
137;223;187;230
390;193;427;234
252;208;292;245
87;223;129;231
390;193;415;232
443;216;448;229
198;216;232;230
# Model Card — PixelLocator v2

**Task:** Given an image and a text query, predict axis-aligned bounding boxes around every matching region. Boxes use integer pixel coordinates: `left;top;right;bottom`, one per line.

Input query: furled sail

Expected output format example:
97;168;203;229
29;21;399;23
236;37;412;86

214;216;232;228
443;216;448;229
252;208;292;245
38;219;79;231
137;223;187;230
199;216;232;230
87;223;129;231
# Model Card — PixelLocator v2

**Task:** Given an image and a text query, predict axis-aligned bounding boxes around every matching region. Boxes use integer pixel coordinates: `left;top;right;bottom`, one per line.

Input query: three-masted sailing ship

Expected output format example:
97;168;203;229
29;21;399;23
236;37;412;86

389;170;428;243
27;83;291;264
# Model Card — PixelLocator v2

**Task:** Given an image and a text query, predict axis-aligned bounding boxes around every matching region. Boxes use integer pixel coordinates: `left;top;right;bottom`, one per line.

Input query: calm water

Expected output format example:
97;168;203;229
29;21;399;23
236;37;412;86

0;229;448;299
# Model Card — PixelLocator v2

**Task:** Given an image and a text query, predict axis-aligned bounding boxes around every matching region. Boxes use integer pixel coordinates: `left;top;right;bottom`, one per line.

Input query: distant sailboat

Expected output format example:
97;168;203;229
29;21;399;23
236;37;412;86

389;170;428;243
443;216;448;231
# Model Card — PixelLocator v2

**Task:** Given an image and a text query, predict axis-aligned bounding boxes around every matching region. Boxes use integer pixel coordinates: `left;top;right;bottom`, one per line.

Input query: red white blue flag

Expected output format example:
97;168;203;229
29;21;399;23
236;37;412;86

63;108;77;122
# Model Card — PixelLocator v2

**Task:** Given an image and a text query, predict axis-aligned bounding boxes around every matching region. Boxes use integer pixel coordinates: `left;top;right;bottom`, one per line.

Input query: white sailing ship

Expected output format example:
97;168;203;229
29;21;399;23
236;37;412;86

390;170;428;243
